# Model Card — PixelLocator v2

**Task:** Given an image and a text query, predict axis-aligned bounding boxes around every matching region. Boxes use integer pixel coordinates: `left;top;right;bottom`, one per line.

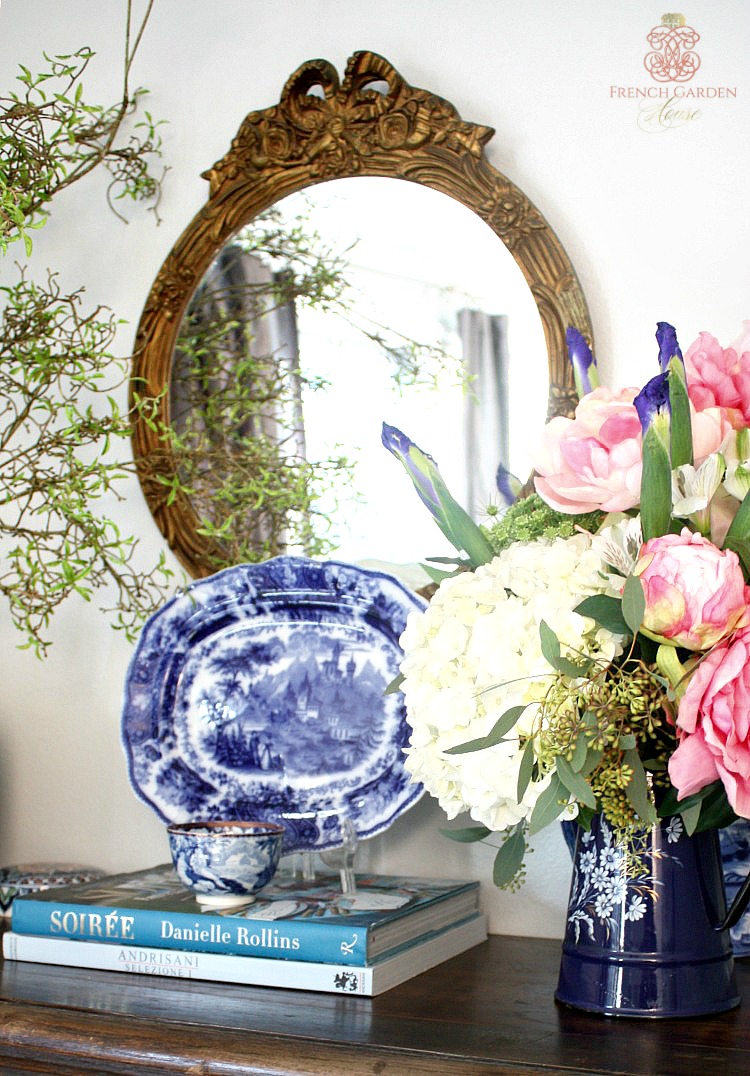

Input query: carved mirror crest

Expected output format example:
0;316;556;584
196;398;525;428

131;51;592;578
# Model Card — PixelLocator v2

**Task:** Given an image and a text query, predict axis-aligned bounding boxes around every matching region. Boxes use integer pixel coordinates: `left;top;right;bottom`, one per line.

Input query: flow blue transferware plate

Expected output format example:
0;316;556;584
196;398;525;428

121;558;424;853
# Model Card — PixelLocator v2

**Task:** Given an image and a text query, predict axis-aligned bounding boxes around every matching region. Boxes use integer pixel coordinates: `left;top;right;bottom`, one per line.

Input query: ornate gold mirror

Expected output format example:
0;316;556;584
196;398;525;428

131;51;592;578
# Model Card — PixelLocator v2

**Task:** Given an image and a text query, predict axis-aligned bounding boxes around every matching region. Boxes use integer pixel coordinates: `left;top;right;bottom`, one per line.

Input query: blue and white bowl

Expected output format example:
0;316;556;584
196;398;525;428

167;820;284;907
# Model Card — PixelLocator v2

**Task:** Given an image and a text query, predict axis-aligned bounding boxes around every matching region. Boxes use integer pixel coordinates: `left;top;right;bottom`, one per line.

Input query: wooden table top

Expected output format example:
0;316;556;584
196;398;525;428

2;932;750;1074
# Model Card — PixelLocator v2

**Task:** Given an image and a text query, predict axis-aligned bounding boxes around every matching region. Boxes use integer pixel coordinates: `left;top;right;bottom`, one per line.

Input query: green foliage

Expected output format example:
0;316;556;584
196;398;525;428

484;493;604;554
141;214;362;567
492;823;527;889
0;274;172;655
1;33;164;252
0;3;172;654
440;825;492;843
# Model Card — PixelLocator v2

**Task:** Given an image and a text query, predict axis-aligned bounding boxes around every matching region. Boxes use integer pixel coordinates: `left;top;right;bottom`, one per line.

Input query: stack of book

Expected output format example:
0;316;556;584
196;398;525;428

3;864;487;996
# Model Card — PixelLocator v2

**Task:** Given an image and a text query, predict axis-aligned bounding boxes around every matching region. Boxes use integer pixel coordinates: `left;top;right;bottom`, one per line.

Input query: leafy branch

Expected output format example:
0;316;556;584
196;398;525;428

0;273;173;655
0;1;173;654
0;0;165;253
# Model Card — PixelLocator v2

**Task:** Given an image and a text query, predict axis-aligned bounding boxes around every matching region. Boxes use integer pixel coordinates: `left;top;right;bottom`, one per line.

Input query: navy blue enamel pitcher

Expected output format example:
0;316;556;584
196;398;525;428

557;814;750;1018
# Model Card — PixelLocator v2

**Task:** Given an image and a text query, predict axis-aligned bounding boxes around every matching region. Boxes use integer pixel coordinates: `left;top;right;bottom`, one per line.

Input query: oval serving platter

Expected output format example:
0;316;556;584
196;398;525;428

121;557;425;852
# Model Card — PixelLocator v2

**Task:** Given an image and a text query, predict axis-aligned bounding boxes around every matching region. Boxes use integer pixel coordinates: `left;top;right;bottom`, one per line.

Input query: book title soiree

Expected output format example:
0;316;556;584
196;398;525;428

49;909;303;952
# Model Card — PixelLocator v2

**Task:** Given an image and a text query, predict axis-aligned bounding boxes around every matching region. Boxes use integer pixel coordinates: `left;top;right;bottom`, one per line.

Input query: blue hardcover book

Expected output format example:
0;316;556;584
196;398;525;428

11;865;480;966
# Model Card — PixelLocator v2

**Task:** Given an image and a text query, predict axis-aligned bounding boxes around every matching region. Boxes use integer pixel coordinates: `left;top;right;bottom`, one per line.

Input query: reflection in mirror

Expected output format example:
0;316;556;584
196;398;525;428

271;178;548;564
168;178;547;566
131;51;592;578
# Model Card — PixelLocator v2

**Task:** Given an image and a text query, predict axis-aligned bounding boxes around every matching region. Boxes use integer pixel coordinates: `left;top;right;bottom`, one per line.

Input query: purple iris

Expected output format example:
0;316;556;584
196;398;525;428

634;372;670;435
656;322;683;372
495;464;519;507
566;327;597;395
381;422;441;512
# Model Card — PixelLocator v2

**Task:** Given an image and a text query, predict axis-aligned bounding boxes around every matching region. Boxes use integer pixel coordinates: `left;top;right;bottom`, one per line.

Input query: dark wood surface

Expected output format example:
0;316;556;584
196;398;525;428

2;933;750;1074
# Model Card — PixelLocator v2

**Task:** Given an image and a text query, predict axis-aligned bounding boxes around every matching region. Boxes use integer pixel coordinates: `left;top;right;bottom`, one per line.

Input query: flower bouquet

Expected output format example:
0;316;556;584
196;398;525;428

383;322;750;891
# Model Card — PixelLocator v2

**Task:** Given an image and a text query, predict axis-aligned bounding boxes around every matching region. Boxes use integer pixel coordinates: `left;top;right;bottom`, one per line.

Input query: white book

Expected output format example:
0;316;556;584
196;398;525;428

3;913;487;997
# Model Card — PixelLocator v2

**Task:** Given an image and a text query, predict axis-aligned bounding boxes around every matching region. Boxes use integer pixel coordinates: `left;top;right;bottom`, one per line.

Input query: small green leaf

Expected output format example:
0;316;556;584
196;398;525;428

680;800;702;836
659;780;737;832
528;773;569;835
492;824;526;888
569;729;589;773
618;733;636;751
384;672;404;695
439;825;491;843
517;737;536;802
539;621;591;678
623;748;657;826
445;705;526;755
574;594;630;636
420;561;458;585
555;755;597;809
622;574;646;636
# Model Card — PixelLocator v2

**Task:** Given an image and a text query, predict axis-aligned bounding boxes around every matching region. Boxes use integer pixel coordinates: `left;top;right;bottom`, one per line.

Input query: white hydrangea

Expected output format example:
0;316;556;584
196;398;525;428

399;532;626;834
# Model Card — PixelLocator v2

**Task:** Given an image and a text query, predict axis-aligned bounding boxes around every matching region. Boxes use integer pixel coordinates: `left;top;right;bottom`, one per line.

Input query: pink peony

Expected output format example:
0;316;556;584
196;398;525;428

533;387;643;513
668;624;750;818
634;529;749;651
684;322;750;429
533;388;730;515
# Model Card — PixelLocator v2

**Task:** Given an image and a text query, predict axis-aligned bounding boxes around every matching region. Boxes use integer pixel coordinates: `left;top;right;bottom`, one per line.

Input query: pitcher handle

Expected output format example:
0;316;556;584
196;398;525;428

716;869;750;932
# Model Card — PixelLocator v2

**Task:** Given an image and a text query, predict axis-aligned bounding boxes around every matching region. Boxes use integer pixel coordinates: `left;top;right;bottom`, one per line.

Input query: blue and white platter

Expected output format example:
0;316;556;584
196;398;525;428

121;557;425;853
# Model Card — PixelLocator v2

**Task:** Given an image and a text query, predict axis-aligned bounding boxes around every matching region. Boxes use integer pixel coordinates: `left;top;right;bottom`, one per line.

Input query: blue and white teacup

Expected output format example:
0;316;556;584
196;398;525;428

167;820;285;908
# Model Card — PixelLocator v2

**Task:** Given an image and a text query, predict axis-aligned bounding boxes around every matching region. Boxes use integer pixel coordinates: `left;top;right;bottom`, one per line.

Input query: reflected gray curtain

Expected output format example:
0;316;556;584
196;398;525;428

169;245;303;547
458;309;509;517
171;246;303;453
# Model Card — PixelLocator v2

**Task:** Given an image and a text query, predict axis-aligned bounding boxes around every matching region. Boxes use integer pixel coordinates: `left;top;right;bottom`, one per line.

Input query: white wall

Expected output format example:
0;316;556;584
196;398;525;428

1;0;749;940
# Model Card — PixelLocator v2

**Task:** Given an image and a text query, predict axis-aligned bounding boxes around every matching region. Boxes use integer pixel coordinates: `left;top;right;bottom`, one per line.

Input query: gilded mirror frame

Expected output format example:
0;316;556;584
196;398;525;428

131;50;592;578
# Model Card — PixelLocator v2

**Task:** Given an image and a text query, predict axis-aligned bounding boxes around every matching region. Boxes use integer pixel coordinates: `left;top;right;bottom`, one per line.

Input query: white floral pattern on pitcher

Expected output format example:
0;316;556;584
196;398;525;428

567;816;684;942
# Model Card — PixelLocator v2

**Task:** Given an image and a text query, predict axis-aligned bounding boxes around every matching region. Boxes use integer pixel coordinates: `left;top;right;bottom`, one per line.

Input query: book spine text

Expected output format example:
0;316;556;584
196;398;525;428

11;902;368;965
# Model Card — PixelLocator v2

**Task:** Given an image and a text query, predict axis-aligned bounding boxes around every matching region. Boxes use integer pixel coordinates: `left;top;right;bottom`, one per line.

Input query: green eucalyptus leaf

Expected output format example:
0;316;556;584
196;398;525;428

574;594;630;636
660;780;738;832
578;745;602;783
517;737;536;802
445;705;526;755
570;730;589;773
622;574;646;636
657;782;708;818
528;772;569;836
680;800;702;836
623;748;657;826
439;825;492;843
493;824;526;888
419;562;459;585
384;672;405;696
539;620;591;678
555;755;597;809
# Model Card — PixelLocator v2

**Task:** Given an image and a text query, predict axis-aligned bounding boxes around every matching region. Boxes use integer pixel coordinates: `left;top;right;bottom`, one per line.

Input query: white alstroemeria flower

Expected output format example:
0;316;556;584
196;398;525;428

722;429;750;501
671;453;725;534
592;516;643;577
725;461;750;501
